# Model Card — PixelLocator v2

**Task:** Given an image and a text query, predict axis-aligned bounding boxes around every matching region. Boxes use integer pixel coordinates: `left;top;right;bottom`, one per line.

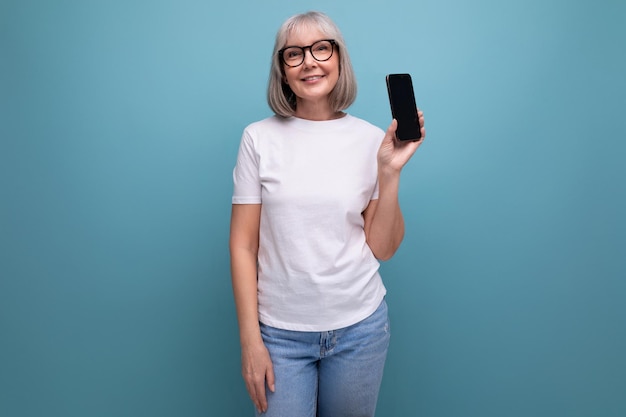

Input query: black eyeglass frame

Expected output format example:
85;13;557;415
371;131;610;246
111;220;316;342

278;39;337;68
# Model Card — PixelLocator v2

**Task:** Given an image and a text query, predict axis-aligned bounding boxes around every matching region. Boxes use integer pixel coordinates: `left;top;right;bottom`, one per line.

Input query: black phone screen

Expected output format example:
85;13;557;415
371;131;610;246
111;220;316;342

386;73;421;141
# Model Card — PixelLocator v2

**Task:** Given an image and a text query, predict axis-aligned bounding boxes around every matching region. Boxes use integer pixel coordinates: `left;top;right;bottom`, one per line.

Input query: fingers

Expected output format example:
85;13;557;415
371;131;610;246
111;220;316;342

242;349;274;414
256;380;268;414
385;119;398;142
245;373;268;413
255;364;276;413
417;108;426;141
266;363;276;393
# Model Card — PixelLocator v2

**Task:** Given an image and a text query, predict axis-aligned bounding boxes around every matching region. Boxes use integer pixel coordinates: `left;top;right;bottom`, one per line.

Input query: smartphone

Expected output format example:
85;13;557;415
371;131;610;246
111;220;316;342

386;73;421;141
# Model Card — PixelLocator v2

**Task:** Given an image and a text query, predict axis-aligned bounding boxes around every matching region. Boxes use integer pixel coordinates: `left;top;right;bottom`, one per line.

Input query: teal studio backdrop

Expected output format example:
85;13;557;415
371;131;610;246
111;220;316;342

1;0;625;416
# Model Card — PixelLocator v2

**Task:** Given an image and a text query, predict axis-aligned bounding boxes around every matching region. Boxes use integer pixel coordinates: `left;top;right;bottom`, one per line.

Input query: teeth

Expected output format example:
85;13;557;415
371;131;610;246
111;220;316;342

303;76;322;81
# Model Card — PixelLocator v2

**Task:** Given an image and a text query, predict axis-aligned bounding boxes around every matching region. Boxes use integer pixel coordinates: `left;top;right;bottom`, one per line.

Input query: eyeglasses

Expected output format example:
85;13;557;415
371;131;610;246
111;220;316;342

279;39;337;68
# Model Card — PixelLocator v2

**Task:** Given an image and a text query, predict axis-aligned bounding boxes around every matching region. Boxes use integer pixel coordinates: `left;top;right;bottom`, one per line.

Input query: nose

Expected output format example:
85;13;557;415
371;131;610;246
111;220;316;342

302;47;316;66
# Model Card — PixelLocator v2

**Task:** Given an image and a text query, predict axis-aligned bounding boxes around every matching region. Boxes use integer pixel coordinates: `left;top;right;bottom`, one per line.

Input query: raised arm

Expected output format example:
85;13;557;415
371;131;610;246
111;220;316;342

363;111;425;260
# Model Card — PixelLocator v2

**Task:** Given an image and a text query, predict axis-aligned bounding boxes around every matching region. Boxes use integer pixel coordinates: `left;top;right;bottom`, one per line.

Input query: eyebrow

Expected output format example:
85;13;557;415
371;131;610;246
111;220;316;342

281;39;331;49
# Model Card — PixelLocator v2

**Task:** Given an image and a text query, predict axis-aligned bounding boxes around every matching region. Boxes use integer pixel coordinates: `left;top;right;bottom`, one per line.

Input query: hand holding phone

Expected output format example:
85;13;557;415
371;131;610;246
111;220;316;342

386;73;422;141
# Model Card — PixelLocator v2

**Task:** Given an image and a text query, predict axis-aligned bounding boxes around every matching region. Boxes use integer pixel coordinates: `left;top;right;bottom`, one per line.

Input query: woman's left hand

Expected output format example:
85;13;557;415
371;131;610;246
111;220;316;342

378;109;425;173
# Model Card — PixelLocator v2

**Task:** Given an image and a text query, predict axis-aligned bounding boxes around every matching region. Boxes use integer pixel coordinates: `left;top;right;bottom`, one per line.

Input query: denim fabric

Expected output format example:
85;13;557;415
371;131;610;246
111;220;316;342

257;299;390;417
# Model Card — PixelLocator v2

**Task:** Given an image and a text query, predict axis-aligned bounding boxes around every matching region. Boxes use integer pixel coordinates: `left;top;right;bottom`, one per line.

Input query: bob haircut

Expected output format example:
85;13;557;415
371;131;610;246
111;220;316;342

267;11;358;118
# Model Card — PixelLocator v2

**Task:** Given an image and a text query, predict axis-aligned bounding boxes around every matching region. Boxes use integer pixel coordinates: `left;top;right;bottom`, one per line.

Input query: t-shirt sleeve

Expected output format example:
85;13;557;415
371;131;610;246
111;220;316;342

369;127;383;200
232;130;262;204
371;178;380;200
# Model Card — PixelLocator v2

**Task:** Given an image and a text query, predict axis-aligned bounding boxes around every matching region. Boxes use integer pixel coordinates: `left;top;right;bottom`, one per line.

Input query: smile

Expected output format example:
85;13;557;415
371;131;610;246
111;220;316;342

301;75;324;81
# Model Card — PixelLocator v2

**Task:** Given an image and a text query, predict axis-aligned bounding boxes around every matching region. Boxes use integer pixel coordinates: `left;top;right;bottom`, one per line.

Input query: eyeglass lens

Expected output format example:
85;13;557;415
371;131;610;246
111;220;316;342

282;40;334;67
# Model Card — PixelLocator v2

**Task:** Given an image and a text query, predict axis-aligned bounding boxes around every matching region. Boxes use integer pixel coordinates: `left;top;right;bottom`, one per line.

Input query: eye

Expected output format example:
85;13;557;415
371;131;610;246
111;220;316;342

285;48;303;59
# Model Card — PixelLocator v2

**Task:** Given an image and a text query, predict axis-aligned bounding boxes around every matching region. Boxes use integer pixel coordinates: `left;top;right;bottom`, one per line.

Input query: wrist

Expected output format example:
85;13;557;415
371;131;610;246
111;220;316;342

239;325;263;347
378;162;402;177
378;166;402;186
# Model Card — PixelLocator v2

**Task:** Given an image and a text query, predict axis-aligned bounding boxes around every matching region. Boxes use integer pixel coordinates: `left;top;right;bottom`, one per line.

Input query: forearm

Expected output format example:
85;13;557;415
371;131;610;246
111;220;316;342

367;169;405;260
230;245;275;413
231;249;263;345
229;204;263;346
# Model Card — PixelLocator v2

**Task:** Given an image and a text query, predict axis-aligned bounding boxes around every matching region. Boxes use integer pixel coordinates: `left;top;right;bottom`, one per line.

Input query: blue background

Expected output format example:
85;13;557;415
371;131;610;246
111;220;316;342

1;0;625;416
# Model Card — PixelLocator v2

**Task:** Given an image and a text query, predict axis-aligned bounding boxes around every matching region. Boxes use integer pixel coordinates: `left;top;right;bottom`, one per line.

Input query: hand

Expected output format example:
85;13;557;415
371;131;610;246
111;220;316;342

241;340;275;414
378;109;426;173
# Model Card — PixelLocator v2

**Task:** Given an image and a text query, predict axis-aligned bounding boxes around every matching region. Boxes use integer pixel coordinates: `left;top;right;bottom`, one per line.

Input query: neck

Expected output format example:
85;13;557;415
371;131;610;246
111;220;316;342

294;98;343;121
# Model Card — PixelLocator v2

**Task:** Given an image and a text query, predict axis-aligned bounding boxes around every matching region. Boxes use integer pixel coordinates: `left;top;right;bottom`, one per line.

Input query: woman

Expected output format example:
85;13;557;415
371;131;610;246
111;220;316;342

229;11;425;416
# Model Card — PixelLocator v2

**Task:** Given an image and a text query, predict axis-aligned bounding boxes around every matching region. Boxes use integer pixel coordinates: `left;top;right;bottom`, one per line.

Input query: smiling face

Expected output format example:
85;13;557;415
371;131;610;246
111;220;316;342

282;26;340;119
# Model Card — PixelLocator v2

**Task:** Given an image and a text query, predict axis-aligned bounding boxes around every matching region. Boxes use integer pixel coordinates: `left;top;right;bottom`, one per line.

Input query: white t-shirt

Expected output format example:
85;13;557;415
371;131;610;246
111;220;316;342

232;114;387;331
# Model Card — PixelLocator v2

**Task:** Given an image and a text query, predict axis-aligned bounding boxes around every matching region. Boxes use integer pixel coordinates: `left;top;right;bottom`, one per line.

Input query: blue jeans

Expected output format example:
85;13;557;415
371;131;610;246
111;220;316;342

257;299;390;417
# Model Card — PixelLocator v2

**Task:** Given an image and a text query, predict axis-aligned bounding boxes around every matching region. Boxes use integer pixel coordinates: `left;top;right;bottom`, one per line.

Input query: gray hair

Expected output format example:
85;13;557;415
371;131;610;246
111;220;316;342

267;11;357;117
